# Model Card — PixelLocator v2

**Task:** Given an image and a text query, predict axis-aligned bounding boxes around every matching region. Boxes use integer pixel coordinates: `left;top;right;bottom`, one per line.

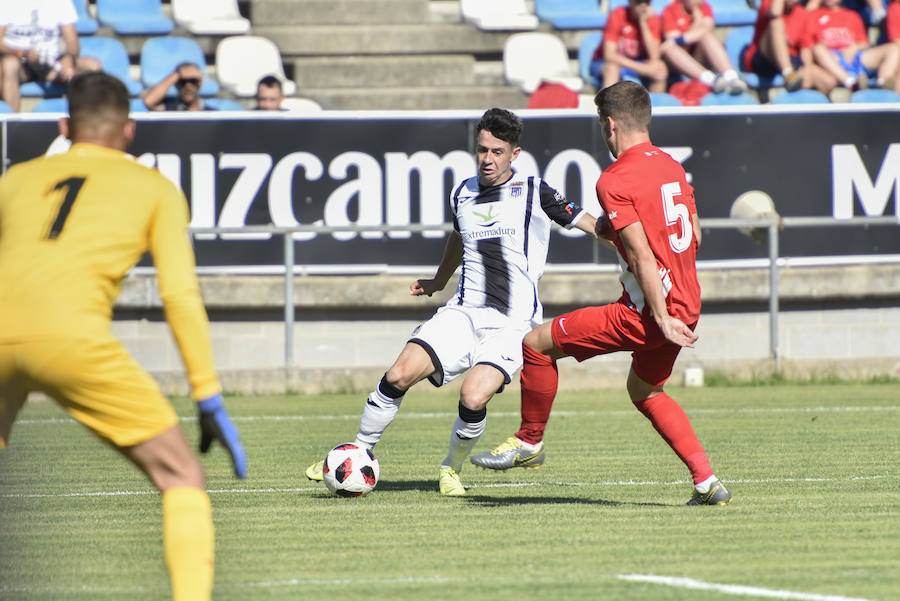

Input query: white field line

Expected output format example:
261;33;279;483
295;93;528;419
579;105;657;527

618;574;879;601
13;404;900;426
3;473;897;499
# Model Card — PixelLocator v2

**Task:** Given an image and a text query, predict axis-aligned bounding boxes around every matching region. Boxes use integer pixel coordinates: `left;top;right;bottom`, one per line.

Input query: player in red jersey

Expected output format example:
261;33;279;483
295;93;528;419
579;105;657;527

659;0;748;94
805;0;899;91
743;0;837;93
596;0;669;93
471;81;731;506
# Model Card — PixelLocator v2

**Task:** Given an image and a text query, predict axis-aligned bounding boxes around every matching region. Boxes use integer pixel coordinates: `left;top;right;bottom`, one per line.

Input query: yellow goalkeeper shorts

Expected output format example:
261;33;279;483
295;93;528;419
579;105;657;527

0;337;178;449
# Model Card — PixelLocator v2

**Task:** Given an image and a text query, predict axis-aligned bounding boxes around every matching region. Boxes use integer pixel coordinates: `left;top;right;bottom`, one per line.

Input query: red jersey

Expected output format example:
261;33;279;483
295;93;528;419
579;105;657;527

596;142;701;323
744;0;809;69
887;1;900;42
661;1;714;36
599;6;662;61
803;6;867;50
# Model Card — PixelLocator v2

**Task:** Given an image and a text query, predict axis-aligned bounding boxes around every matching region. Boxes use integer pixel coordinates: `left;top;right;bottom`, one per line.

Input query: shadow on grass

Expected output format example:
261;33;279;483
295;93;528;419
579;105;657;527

376;480;670;507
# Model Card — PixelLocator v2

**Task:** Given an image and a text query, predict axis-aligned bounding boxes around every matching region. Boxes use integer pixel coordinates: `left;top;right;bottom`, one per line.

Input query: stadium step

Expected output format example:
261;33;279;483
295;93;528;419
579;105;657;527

292;55;476;88
302;84;527;110
248;0;429;26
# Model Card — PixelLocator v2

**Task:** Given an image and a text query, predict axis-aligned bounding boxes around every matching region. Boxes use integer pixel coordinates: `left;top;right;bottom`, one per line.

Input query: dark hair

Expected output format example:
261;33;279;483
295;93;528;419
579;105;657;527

257;75;283;91
476;108;523;146
594;81;651;132
67;71;129;124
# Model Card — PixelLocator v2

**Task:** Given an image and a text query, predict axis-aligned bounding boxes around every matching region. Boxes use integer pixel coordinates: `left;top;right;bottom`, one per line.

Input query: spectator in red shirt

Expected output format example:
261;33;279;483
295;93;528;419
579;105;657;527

806;0;900;90
595;0;668;93
743;0;837;94
887;0;900;43
660;0;748;94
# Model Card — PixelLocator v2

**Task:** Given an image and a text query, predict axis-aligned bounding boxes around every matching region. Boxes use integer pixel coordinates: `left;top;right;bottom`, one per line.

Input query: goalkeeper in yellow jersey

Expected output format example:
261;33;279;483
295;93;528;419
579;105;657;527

0;72;246;601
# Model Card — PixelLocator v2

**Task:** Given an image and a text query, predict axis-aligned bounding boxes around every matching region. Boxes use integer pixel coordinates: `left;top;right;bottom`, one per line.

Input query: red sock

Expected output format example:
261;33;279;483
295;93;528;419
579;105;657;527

515;342;558;445
633;392;713;484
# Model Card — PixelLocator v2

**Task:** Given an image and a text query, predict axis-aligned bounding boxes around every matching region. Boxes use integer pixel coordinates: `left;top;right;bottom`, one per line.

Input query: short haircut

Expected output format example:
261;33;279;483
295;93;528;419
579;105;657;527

257;75;283;92
476;108;523;146
594;81;652;133
67;71;129;130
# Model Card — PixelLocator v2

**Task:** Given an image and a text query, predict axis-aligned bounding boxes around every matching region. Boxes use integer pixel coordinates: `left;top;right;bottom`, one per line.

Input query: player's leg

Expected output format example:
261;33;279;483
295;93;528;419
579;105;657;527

440;363;506;496
627;341;731;506
119;428;214;601
28;337;217;600
0;345;29;450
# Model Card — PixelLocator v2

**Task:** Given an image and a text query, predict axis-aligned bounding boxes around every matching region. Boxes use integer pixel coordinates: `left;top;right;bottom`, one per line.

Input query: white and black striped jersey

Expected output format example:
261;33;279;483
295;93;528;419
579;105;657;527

447;172;586;325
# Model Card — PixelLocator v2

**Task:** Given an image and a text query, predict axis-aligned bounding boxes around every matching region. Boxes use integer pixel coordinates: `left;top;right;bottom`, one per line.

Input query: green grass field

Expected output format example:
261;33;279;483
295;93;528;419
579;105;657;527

1;384;898;601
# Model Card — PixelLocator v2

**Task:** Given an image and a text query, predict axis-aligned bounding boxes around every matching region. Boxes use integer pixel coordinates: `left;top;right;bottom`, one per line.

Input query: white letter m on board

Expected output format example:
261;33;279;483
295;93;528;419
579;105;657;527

831;144;900;218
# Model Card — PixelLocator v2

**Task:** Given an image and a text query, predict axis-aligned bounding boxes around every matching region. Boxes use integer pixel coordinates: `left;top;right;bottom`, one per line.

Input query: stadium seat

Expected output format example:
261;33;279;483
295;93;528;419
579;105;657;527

140;36;220;97
19;81;66;99
724;26;784;90
97;0;174;35
204;98;246;111
578;32;603;88
700;91;759;105
73;0;99;35
771;89;830;104
215;36;298;97
534;0;608;29
281;97;324;112
130;98;148;113
79;37;142;96
649;92;683;106
461;0;539;31
0;100;13;113
503;32;584;94
707;0;757;26
172;0;251;35
850;89;900;103
32;98;69;113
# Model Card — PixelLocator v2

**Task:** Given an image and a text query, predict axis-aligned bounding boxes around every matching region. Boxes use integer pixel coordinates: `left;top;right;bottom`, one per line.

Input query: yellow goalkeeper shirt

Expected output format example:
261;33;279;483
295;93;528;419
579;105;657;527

0;143;220;400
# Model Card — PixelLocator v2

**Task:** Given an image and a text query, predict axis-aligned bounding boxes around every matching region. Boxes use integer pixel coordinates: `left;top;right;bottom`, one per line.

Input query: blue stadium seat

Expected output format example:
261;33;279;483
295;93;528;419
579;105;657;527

140;36;219;97
73;0;99;35
850;89;900;103
80;37;142;96
708;0;757;25
0;100;13;113
97;0;174;35
609;0;669;12
771;89;830;104
32;98;69;113
19;81;67;99
535;0;608;29
700;91;758;105
724;26;784;90
649;92;683;106
203;98;245;111
130;98;149;113
578;32;603;88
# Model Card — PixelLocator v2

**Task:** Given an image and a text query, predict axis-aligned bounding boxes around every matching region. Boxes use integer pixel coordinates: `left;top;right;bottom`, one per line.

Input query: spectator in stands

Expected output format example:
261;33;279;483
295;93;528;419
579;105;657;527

255;75;286;110
806;0;900;91
743;0;838;94
143;62;211;111
595;0;668;92
660;0;749;94
888;0;900;44
0;0;101;112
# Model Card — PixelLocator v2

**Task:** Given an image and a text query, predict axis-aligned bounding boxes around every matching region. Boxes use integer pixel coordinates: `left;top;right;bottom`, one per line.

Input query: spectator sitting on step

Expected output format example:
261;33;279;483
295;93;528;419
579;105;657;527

0;0;102;112
595;0;668;92
742;0;837;94
143;62;213;111
659;0;749;94
255;75;286;110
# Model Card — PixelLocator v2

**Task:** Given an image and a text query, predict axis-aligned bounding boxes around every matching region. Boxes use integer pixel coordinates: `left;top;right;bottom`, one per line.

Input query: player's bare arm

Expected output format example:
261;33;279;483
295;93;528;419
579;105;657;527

410;230;463;296
691;212;702;249
573;212;617;252
619;221;698;348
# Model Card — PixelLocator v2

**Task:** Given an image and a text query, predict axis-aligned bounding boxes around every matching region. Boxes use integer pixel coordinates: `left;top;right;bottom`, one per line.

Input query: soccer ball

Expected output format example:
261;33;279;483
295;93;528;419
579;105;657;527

322;443;379;497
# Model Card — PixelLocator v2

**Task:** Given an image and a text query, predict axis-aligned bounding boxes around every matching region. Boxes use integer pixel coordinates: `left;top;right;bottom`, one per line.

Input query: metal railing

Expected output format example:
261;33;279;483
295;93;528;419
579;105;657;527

189;216;900;372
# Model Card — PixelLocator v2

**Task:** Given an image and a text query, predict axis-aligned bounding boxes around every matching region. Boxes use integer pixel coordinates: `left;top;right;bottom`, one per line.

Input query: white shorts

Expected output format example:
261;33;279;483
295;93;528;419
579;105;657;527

409;305;532;388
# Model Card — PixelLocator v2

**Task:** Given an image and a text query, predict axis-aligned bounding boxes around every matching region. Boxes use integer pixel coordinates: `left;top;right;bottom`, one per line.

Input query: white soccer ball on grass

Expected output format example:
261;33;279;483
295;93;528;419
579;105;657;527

322;443;380;497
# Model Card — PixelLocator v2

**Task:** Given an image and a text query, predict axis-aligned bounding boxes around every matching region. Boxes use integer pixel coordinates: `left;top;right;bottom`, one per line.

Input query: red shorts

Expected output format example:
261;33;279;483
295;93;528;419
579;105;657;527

550;302;696;387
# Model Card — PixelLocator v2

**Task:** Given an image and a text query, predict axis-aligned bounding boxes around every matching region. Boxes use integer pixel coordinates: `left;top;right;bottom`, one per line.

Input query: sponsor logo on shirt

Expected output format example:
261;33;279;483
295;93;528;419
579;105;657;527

473;205;500;227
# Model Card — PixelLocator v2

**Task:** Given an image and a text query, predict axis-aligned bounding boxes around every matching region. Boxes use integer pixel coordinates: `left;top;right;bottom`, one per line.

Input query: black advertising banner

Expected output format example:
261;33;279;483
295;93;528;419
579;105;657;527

4;107;898;269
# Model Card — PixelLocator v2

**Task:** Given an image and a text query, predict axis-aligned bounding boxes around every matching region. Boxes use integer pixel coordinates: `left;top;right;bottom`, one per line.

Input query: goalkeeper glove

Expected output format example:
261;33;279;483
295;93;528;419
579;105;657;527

197;393;247;479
